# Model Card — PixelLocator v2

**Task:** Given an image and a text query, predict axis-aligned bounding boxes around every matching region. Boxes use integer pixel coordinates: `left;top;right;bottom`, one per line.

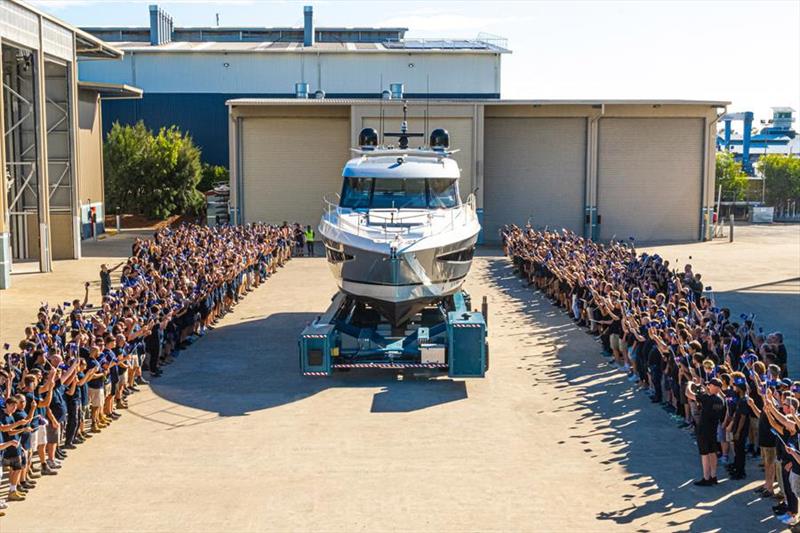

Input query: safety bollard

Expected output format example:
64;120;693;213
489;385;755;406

729;214;734;243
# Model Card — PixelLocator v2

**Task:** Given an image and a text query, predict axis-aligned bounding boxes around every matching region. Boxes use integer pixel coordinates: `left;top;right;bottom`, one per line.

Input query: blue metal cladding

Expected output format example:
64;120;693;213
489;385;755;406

100;92;501;167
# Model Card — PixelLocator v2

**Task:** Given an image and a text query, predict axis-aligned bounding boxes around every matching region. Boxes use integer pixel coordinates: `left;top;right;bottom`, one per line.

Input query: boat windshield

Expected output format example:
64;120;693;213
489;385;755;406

339;178;460;209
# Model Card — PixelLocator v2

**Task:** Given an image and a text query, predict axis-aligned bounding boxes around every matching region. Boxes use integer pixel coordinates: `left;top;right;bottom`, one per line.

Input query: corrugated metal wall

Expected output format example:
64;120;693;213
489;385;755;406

483;117;587;241
101;93;267;166
78;52;500;95
597;118;703;242
80;51;500;167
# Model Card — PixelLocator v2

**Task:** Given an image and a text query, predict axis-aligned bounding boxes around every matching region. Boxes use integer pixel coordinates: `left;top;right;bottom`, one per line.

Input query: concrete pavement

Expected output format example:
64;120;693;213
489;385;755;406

0;226;797;531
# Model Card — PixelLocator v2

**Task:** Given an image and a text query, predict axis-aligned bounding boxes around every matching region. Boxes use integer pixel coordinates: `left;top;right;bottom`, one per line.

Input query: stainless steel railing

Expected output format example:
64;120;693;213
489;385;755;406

321;193;477;239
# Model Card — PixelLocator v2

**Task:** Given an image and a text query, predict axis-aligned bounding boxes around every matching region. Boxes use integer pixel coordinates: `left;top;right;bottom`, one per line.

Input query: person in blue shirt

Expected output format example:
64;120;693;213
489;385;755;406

1;397;31;502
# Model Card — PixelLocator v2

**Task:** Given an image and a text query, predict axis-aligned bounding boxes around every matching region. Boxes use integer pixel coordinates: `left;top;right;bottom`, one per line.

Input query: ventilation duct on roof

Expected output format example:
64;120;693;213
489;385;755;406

149;4;173;46
303;6;314;47
295;82;310;99
390;83;404;100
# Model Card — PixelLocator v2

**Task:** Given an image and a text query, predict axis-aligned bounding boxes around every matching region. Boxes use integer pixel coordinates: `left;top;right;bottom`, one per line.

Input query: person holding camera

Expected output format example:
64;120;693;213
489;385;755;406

686;377;726;485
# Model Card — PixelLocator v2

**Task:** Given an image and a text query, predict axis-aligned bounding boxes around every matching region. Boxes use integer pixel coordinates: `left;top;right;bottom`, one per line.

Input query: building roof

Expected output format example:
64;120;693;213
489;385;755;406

227;98;730;107
78;81;143;99
12;0;122;59
99;38;508;54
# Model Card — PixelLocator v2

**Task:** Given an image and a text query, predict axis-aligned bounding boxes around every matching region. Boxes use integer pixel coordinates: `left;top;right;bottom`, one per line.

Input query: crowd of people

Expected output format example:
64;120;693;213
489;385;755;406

0;222;296;515
502;225;797;526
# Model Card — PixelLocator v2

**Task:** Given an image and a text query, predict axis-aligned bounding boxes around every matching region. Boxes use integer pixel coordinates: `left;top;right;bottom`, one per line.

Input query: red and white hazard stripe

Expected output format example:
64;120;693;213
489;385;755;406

332;362;448;369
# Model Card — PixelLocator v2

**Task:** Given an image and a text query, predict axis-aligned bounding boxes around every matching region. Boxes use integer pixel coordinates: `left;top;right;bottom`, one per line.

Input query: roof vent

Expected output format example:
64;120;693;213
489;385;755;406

295;82;309;99
314;89;326;99
390;83;404;100
149;5;174;46
303;6;314;47
381;90;392;100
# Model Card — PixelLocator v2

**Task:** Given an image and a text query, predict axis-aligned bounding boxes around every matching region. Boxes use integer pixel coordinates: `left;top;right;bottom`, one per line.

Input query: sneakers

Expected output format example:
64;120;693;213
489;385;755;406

7;491;26;501
780;514;799;526
694;478;712;486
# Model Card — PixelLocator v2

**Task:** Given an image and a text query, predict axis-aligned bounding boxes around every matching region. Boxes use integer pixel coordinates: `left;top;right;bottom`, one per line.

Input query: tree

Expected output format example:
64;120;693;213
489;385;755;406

104;121;205;219
197;163;229;192
715;152;748;201
758;154;800;210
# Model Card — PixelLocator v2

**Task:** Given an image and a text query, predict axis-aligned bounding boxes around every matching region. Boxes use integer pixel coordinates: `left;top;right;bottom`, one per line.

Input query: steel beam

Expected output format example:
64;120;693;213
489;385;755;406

35;20;52;272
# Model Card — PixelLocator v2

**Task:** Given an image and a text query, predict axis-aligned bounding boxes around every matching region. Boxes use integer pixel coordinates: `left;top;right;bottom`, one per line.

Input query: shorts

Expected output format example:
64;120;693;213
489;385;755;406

610;334;622;352
119;369;128;384
46;420;61;443
761;446;777;466
104;382;112;397
697;428;719;455
790;471;800;500
32;425;47;448
88;387;104;408
2;456;23;470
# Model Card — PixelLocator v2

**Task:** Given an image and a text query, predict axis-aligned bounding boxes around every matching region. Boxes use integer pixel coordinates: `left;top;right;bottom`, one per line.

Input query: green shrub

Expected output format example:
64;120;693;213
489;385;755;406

104;121;205;219
715;152;748;201
758;154;800;209
198;163;229;192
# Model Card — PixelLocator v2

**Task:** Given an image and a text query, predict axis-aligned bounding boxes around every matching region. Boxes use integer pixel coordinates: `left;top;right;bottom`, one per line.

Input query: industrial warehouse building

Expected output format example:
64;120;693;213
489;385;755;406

227;98;726;243
80;4;727;246
0;0;139;288
78;5;507;166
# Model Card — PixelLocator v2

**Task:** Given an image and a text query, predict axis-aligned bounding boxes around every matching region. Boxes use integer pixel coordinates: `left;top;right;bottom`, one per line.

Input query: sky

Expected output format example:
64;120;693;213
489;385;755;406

31;0;800;127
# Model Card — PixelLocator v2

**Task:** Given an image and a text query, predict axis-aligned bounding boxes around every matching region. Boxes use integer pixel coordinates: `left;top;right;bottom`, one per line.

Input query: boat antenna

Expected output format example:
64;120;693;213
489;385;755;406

379;103;384;146
425;75;430;147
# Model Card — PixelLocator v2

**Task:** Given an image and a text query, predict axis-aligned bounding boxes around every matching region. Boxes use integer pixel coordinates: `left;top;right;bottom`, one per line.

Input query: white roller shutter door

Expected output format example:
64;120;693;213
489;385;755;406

597;118;703;242
484;117;587;242
241;117;349;226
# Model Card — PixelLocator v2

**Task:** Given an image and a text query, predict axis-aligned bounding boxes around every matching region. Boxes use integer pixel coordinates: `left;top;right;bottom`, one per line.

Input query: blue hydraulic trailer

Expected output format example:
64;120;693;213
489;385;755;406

299;291;488;377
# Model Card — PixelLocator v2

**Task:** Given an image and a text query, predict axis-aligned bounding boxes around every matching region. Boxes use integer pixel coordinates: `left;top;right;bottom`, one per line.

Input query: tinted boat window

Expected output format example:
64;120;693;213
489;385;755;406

428;179;459;208
371;178;428;209
340;178;373;208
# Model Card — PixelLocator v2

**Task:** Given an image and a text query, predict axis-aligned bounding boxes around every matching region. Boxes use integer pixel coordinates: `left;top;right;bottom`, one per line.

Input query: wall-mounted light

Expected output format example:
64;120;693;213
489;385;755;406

223;62;230;68
408;62;415;68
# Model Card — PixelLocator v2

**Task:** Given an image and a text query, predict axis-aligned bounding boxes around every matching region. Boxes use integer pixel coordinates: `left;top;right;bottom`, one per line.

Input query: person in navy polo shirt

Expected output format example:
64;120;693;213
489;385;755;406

0;397;30;502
